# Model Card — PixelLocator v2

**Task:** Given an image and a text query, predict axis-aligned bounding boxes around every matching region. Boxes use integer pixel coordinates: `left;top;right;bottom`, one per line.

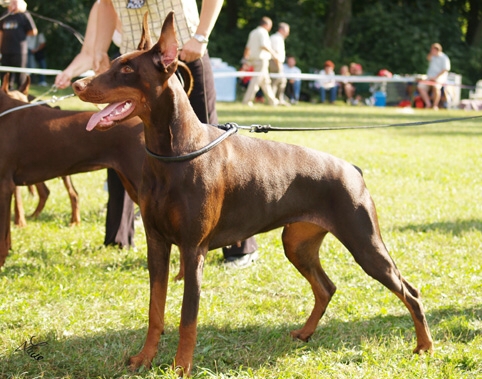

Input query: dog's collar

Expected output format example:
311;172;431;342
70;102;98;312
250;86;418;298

145;123;238;163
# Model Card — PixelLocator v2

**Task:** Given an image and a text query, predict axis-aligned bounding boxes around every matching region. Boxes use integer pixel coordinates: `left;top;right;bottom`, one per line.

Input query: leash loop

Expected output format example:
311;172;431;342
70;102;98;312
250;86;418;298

145;123;238;162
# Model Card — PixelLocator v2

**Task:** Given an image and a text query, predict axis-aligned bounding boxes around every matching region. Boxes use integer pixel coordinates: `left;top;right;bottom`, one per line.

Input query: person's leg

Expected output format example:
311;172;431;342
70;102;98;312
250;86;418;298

243;60;263;105
320;87;326;103
285;81;294;102
186;52;218;124
329;85;337;103
3;54;23;89
417;83;432;108
258;60;278;106
18;53;28;89
38;57;48;84
104;169;135;248
27;52;37;83
432;84;442;109
293;80;301;102
278;76;288;103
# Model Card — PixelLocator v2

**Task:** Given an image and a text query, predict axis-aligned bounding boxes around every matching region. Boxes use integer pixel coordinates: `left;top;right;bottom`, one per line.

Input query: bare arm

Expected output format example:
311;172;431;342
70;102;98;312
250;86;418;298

179;0;223;63
54;2;100;88
93;0;117;73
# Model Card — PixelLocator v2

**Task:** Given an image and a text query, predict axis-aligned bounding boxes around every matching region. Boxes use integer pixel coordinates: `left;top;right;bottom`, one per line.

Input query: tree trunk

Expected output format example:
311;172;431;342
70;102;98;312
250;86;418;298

466;0;482;47
323;0;352;54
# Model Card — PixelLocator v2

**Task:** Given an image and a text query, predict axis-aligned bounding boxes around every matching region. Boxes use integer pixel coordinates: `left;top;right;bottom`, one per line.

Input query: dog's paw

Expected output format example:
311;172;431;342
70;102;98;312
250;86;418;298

128;353;153;372
413;340;434;355
173;270;185;281
290;329;312;342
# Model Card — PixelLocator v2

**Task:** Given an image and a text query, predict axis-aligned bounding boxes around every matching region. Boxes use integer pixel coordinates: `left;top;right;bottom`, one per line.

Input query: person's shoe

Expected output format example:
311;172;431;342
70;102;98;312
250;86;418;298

243;101;254;107
224;251;259;269
39;81;48;87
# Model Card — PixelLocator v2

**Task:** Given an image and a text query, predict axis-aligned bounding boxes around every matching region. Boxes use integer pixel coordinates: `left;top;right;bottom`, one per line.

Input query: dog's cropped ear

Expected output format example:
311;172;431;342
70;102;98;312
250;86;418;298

1;73;10;93
152;11;178;73
137;12;152;51
18;76;31;95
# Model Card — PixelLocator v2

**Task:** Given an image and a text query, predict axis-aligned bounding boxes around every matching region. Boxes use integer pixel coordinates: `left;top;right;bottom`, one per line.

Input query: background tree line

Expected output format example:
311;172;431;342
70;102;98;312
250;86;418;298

23;0;482;87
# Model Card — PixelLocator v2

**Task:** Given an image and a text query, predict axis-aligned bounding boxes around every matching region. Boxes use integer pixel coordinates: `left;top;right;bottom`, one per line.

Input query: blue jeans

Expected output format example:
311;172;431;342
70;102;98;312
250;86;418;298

320;85;338;103
286;79;301;102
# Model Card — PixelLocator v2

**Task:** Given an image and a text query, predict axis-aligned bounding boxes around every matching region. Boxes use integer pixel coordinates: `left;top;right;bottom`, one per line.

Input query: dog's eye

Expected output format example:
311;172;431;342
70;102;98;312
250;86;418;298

120;66;134;73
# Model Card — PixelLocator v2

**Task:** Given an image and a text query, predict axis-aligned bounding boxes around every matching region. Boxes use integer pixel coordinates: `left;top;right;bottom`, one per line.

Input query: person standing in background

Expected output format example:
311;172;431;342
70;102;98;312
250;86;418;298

269;22;290;105
242;16;279;107
0;0;37;89
27;30;48;86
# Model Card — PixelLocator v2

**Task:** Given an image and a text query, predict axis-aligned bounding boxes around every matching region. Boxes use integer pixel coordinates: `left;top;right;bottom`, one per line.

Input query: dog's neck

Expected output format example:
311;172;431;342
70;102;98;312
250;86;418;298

142;74;205;161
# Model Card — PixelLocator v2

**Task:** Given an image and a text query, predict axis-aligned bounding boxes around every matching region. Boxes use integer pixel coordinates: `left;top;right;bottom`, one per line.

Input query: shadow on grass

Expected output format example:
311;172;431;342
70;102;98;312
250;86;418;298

1;304;480;377
398;218;482;236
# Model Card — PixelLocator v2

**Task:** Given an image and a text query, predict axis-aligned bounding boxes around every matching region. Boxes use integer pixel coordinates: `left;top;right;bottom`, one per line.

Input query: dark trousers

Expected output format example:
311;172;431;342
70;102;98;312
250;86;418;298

1;53;28;89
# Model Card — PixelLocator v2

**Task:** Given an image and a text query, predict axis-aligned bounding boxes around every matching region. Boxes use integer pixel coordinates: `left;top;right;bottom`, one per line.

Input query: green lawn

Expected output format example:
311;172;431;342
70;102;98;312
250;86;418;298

1;92;481;378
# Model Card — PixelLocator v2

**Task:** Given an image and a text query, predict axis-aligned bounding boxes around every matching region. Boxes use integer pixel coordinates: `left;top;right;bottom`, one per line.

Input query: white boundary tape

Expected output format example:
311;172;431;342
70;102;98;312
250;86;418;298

0;65;418;83
0;66;94;78
0;65;469;88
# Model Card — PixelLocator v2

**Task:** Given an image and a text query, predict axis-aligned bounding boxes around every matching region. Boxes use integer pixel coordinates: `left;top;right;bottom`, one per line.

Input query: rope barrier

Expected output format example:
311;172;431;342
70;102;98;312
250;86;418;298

0;66;471;89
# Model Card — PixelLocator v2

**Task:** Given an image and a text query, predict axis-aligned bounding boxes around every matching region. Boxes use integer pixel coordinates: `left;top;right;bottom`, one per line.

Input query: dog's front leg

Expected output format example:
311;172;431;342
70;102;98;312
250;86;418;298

129;237;172;371
173;248;207;377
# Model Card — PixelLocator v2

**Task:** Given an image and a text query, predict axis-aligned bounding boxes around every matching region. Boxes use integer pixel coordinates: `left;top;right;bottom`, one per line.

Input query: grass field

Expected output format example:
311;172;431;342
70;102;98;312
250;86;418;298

1;90;481;378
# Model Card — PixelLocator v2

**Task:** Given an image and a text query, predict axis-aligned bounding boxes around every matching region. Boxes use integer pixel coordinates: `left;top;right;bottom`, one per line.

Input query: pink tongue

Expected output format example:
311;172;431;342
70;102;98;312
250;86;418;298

86;102;125;131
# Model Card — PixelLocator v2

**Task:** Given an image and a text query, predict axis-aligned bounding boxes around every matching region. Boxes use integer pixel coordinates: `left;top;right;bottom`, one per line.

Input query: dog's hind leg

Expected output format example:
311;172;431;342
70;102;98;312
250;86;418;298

1;183;14;266
282;222;336;342
30;182;50;219
332;196;433;354
62;176;80;226
13;187;27;227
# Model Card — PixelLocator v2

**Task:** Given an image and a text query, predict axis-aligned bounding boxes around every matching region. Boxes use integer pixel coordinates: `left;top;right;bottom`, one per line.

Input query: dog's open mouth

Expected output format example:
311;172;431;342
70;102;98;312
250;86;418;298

86;100;134;131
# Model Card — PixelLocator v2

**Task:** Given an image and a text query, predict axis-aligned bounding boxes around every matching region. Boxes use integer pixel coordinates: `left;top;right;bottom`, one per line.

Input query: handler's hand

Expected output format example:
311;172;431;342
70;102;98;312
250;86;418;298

179;38;206;63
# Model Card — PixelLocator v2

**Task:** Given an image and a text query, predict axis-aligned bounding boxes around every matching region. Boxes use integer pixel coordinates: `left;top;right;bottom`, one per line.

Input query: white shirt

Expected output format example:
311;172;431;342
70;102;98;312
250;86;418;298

427;52;450;83
245;26;272;61
316;69;336;89
270;32;285;63
283;63;301;77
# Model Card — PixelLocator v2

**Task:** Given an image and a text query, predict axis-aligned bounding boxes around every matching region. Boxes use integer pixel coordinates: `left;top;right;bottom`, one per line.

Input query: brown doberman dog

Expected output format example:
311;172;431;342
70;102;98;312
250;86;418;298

0;78;146;268
73;12;433;376
2;74;81;227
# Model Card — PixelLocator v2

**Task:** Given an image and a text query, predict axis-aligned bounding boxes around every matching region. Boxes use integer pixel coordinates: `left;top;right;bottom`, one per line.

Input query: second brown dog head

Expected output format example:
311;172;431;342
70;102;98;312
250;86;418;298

73;11;184;131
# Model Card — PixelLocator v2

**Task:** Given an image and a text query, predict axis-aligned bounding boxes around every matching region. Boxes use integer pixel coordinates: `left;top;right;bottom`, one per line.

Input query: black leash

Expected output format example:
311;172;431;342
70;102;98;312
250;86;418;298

224;114;482;133
146;114;482;162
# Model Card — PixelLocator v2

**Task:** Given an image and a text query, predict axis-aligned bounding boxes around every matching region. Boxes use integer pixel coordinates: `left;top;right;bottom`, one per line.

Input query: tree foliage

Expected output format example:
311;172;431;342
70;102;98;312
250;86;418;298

19;0;482;85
